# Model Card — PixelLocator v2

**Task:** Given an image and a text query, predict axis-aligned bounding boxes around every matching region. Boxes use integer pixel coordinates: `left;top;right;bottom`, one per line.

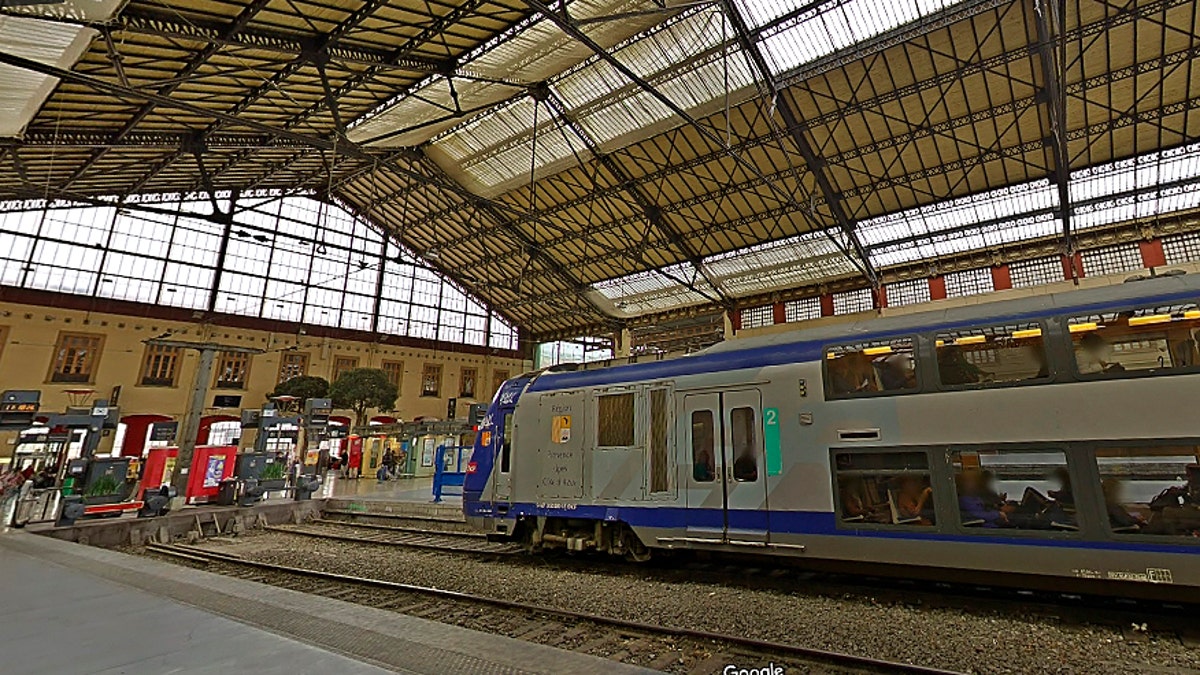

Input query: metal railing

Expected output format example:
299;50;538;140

432;444;470;503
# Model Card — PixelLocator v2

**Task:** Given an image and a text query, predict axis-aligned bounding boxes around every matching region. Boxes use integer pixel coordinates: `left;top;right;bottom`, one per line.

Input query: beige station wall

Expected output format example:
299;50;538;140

0;300;530;425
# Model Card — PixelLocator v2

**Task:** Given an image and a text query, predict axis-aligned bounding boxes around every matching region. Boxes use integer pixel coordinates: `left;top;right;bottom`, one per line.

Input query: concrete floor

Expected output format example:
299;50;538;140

317;473;459;504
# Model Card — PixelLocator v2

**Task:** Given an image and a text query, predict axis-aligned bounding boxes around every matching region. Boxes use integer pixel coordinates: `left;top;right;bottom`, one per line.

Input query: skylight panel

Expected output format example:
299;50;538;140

1068;142;1200;230
351;0;667;148
0;16;96;137
752;0;964;76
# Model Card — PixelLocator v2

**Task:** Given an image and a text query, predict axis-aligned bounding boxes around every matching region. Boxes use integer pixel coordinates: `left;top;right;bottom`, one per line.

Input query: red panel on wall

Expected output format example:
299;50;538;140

119;414;173;457
1139;240;1167;268
991;265;1013;291
929;277;947;300
196;414;239;445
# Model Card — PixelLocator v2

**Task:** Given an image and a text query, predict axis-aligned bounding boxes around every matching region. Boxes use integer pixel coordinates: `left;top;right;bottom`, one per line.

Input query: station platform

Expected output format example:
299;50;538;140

0;533;657;675
318;473;456;504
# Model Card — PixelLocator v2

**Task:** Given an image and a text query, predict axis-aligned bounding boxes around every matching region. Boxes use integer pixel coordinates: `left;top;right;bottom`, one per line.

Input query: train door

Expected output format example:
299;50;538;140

721;389;769;542
683;390;770;543
491;411;514;502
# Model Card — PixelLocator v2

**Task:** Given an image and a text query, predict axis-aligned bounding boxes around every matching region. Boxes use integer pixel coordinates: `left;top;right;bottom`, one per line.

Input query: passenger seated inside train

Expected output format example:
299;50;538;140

876;352;917;391
937;344;994;385
839;477;889;523
827;351;878;395
733;449;757;482
1102;478;1147;532
893;475;935;525
953;458;1077;530
956;471;1010;527
1075;332;1123;374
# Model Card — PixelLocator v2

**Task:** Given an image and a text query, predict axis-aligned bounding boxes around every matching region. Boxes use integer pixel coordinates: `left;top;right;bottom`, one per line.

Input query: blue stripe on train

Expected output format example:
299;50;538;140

465;500;1200;556
526;286;1200;393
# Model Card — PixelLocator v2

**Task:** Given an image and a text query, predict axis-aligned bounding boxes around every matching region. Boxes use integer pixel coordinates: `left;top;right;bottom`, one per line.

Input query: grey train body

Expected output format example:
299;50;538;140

466;276;1200;598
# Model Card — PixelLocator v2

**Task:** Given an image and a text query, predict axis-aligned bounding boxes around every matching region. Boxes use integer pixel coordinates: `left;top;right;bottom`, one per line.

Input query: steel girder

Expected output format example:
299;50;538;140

540;91;733;307
1032;0;1074;256
0;6;452;73
718;0;878;290
56;0;277;190
522;0;871;280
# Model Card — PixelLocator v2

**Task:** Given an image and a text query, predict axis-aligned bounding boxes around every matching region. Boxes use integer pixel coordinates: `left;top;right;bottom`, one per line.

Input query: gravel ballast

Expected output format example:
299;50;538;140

190;532;1199;674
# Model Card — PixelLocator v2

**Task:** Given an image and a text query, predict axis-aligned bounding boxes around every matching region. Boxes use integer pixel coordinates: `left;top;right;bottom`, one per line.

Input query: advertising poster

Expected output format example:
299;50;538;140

421;438;435;467
203;456;226;488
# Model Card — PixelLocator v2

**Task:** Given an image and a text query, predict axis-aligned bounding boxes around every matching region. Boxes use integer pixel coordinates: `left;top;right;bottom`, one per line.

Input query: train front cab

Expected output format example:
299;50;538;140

463;376;528;537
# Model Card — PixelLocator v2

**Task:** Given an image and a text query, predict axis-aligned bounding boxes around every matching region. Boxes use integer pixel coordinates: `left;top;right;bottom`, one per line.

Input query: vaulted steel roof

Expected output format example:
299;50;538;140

1;0;1197;339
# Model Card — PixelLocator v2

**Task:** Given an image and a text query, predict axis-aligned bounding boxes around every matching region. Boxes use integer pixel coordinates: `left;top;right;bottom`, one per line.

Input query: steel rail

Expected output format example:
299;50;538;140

146;542;964;675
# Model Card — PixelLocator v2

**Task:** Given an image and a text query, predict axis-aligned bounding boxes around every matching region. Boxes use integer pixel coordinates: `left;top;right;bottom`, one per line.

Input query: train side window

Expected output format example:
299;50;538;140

1095;446;1200;539
1067;303;1200;377
597;392;635;447
935;322;1049;387
834;451;935;526
824;338;917;398
949;450;1077;531
500;413;512;473
691;410;716;482
730;407;757;482
648;389;670;493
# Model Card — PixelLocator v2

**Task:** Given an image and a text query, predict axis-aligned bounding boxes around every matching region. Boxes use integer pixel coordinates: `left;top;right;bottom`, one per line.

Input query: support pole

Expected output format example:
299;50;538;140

171;347;217;504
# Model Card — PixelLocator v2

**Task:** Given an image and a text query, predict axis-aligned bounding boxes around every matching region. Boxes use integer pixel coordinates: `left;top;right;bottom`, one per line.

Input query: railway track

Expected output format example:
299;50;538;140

265;520;523;556
321;508;475;533
144;541;962;675
274;517;1200;642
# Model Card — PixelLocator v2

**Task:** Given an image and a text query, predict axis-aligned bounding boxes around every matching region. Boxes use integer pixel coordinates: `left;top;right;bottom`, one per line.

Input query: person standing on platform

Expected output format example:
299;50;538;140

382;446;396;480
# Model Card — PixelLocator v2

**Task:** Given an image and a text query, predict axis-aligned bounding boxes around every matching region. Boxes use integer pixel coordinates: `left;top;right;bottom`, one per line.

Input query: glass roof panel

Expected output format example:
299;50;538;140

752;0;965;76
1070;142;1200;230
434;8;761;197
350;0;668;148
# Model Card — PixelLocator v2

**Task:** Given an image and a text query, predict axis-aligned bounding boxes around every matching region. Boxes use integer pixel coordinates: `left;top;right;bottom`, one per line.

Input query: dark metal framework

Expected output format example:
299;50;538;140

0;0;1196;341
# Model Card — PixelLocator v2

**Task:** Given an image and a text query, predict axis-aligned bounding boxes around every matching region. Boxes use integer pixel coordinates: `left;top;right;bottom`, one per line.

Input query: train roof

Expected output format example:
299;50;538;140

527;274;1200;393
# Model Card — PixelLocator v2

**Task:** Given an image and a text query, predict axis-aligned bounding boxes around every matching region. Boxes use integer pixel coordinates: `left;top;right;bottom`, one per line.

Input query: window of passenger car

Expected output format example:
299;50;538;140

833;451;936;526
948;449;1077;531
1067;302;1200;377
597;392;635;447
824;338;918;398
1094;446;1200;540
691;410;716;483
934;322;1049;387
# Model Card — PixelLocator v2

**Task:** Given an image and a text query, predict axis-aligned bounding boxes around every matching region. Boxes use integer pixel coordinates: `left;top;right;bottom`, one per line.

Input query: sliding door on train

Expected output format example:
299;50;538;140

683;390;771;543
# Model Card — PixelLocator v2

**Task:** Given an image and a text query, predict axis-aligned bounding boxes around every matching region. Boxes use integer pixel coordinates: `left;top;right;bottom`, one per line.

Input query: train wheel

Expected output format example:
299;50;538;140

622;528;651;562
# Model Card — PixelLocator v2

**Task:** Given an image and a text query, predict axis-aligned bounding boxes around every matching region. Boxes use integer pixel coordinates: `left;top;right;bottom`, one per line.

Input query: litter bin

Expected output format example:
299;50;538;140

216;479;239;506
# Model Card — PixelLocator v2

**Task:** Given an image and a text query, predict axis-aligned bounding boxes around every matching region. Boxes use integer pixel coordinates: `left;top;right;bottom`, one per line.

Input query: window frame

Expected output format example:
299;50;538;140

276;351;309;385
941;444;1084;540
138;343;182;388
460;366;477;398
1062;301;1200;382
595;388;637;448
830;447;940;531
47;331;105;384
690;409;717;484
381;360;403;394
492;370;510;398
822;335;921;400
1089;439;1200;545
331;355;359;382
421;363;442;397
929;320;1054;393
213;350;251;390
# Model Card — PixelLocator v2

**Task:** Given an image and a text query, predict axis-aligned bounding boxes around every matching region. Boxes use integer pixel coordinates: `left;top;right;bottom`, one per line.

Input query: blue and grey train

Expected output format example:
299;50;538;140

464;274;1200;598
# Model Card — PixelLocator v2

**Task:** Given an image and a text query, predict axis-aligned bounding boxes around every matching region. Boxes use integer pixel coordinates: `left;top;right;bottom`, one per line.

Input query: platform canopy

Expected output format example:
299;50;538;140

0;0;1197;339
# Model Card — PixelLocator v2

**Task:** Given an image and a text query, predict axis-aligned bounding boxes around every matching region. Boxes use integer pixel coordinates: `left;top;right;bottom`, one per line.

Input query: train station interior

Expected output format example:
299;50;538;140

0;0;1199;673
